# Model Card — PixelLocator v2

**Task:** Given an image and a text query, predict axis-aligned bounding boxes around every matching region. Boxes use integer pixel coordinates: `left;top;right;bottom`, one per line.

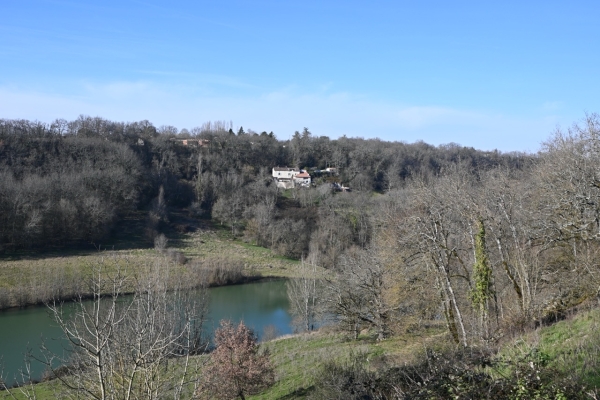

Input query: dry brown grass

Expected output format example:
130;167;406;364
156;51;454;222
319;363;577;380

0;227;304;310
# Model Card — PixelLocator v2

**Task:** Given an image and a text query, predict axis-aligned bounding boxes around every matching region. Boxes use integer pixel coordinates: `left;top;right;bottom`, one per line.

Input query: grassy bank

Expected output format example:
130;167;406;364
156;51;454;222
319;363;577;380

495;305;600;390
251;326;448;399
0;217;302;311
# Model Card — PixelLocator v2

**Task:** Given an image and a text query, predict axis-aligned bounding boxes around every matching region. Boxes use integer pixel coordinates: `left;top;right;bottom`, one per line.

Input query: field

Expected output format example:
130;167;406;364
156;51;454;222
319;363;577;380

0;213;304;310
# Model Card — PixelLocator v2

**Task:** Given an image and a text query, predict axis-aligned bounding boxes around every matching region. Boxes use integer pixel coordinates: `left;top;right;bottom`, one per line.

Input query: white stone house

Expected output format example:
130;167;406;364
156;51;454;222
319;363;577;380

272;167;299;179
272;167;311;188
272;167;298;189
293;171;311;187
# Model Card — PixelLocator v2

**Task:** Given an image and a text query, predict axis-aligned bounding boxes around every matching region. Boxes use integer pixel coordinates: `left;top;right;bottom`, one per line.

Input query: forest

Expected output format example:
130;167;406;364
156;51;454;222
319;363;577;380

0;116;528;253
2;114;600;398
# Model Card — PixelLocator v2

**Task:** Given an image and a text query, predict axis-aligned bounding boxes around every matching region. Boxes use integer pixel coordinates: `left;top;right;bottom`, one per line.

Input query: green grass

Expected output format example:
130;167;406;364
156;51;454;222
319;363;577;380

249;326;448;400
496;306;600;390
279;189;294;199
0;380;61;399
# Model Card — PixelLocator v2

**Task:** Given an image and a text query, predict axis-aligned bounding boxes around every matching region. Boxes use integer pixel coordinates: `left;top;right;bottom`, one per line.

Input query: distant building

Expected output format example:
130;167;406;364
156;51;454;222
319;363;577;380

272;167;311;188
272;167;300;180
171;138;210;147
293;171;311;187
332;182;351;192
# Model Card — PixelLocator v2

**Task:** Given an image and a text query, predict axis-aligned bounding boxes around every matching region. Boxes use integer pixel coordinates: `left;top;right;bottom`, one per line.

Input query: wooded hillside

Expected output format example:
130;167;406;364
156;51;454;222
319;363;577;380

0;116;528;253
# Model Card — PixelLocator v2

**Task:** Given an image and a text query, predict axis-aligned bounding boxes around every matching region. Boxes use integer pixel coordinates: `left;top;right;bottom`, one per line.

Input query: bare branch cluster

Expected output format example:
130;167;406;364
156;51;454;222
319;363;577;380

41;256;208;400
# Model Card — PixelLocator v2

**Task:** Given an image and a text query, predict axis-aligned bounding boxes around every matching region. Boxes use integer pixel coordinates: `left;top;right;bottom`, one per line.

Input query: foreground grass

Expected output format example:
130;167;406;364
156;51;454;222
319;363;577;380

250;326;448;400
1;381;61;399
255;306;600;399
1;325;447;400
4;306;600;399
496;306;600;390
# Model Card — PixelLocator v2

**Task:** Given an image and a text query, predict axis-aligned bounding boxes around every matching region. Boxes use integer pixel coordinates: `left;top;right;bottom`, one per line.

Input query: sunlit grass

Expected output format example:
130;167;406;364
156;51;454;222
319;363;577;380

495;306;600;389
0;218;301;309
250;325;448;400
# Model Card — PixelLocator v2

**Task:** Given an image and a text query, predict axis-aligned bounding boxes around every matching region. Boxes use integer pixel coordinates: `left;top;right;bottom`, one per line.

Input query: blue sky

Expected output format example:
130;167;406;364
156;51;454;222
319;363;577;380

1;0;599;152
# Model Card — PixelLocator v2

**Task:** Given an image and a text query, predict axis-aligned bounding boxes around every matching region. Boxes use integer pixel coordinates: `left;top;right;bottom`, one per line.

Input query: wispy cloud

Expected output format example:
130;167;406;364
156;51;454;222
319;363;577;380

541;101;563;111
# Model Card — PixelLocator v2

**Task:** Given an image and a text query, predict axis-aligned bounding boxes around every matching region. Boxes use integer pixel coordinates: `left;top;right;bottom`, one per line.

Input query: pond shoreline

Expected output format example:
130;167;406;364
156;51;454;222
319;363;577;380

0;274;286;313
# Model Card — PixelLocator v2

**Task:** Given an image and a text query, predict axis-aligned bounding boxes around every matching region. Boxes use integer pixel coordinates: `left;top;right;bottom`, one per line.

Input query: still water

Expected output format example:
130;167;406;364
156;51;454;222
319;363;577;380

0;279;291;387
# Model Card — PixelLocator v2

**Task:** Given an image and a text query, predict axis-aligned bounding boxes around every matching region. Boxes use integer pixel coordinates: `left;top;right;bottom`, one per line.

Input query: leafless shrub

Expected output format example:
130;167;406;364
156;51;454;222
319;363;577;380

167;247;187;265
262;325;279;342
154;233;168;252
196;320;274;399
189;257;245;287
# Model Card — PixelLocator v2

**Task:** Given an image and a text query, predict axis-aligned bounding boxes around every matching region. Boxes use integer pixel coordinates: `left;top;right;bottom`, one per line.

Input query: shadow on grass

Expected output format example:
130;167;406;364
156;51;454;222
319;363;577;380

277;385;315;399
0;207;298;267
0;211;154;261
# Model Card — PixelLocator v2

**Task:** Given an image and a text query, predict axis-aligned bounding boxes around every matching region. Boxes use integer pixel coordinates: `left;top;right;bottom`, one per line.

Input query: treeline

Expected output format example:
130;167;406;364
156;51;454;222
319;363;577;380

293;114;600;348
0;116;528;252
277;115;600;398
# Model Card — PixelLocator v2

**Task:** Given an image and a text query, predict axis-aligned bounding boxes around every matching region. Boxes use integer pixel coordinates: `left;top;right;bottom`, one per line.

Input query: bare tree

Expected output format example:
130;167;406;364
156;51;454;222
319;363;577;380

307;206;354;269
480;168;544;321
326;247;398;340
196;320;274;400
414;181;470;345
212;191;246;235
286;258;324;332
42;256;207;400
533;114;600;303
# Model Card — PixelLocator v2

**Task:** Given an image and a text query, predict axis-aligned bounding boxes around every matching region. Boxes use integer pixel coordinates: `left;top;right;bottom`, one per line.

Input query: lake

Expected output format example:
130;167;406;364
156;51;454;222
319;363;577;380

0;279;291;387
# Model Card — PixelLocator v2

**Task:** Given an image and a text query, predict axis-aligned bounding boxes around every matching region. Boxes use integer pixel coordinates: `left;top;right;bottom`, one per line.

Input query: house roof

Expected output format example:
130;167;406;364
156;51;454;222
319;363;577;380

295;172;310;178
273;167;299;172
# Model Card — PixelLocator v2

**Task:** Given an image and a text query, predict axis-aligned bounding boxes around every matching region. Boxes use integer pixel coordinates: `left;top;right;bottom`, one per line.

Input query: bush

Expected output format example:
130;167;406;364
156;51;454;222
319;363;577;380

166;248;187;265
309;353;379;400
197;320;275;399
310;347;590;399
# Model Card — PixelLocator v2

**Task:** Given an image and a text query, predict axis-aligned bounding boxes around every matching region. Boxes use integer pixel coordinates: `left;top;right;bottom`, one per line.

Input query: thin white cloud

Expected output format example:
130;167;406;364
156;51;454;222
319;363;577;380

541;101;563;111
392;106;480;129
0;82;560;152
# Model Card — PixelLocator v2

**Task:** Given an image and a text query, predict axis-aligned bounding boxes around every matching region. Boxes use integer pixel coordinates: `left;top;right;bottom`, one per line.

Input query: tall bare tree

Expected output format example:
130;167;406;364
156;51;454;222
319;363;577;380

286;258;323;332
480;168;543;321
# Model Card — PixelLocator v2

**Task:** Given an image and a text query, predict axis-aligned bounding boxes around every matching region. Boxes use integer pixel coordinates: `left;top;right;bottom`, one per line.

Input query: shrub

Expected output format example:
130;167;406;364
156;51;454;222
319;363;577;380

197;320;275;399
